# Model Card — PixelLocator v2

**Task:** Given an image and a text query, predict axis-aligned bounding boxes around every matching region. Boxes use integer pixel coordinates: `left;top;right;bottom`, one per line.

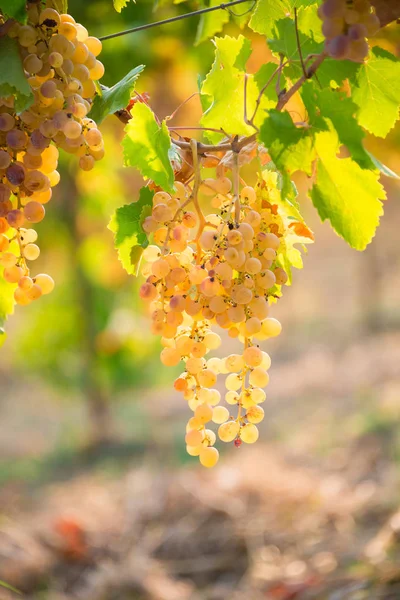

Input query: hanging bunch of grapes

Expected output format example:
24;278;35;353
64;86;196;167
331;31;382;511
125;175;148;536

136;143;312;467
0;4;104;305
318;0;381;61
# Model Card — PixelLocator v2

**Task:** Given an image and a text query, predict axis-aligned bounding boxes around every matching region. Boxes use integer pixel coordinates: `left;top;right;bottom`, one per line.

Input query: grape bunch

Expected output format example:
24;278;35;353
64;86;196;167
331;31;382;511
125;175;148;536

139;163;302;468
318;0;380;61
0;4;104;305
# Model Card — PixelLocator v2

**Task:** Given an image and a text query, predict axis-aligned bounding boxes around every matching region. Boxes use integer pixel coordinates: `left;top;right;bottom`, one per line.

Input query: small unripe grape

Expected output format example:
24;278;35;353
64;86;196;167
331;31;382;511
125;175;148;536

240;423;259;444
218;420;240;442
199;446;219;468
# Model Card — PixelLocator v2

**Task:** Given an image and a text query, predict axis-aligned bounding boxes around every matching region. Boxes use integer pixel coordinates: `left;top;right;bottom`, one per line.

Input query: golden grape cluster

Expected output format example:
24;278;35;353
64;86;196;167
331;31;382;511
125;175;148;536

139;161;298;467
0;5;104;305
318;0;380;61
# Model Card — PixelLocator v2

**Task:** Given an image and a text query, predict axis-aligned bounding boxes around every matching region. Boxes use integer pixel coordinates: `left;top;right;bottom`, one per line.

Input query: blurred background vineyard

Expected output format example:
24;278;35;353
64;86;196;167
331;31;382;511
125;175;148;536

1;2;400;599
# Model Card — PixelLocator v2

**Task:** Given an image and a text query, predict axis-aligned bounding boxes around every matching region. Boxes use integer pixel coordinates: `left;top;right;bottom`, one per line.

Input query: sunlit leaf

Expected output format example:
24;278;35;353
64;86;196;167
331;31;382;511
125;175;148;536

108;187;154;275
122;102;175;192
301;81;374;169
249;0;315;37
259;109;316;176
311;129;386;250
0;37;33;112
195;0;230;45
201;35;258;142
113;0;135;12
351;47;400;138
89;65;144;124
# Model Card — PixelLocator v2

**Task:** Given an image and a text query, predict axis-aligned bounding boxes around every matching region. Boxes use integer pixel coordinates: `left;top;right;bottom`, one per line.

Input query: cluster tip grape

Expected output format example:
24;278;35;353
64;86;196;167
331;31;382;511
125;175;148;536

0;5;104;305
318;0;380;61
139;164;298;468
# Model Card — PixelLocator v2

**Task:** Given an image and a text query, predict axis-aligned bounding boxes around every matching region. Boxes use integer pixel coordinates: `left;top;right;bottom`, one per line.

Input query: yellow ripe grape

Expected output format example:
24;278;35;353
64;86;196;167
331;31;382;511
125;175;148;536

264;232;280;250
186;357;204;375
245;317;262;335
204;332;221;350
240;186;256;203
249;367;269;388
194;403;213;424
14;287;31;306
186;416;202;431
246;405;265;424
160;347;181;367
186;445;202;457
191;341;207;358
251;387;266;404
240;423;259;444
206;357;222;374
260;351;271;370
208;389;221;406
3;266;23;283
23;243;40;261
225;354;245;372
218;420;240;442
204;428;216;446
241;390;256;409
176;335;194;356
261;317;282;338
243;346;263;367
26;283;42;301
197;388;212;404
212;406;230;424
0;252;17;268
185;429;203;446
33;274;54;295
225;391;240;405
197;369;217;388
199;446;219;468
225;373;242;391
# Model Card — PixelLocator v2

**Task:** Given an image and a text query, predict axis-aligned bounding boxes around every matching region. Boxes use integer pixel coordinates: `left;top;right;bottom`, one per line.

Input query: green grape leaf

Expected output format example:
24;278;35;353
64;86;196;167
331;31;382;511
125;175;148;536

259;109;316;176
122;101;175;193
367;152;400;180
254;63;287;104
113;0;135;12
195;0;230;45
301;81;374;169
311;129;386;250
201;35;259;142
268;6;324;69
108;187;154;275
249;0;315;37
351;47;400;138
0;37;33;112
316;57;359;88
88;65;144;124
0;0;27;22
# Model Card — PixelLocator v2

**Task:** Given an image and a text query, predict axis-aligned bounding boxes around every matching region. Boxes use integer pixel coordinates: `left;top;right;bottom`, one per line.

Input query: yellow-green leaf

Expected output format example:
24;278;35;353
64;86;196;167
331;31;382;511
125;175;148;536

122;102;174;193
311;130;386;250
